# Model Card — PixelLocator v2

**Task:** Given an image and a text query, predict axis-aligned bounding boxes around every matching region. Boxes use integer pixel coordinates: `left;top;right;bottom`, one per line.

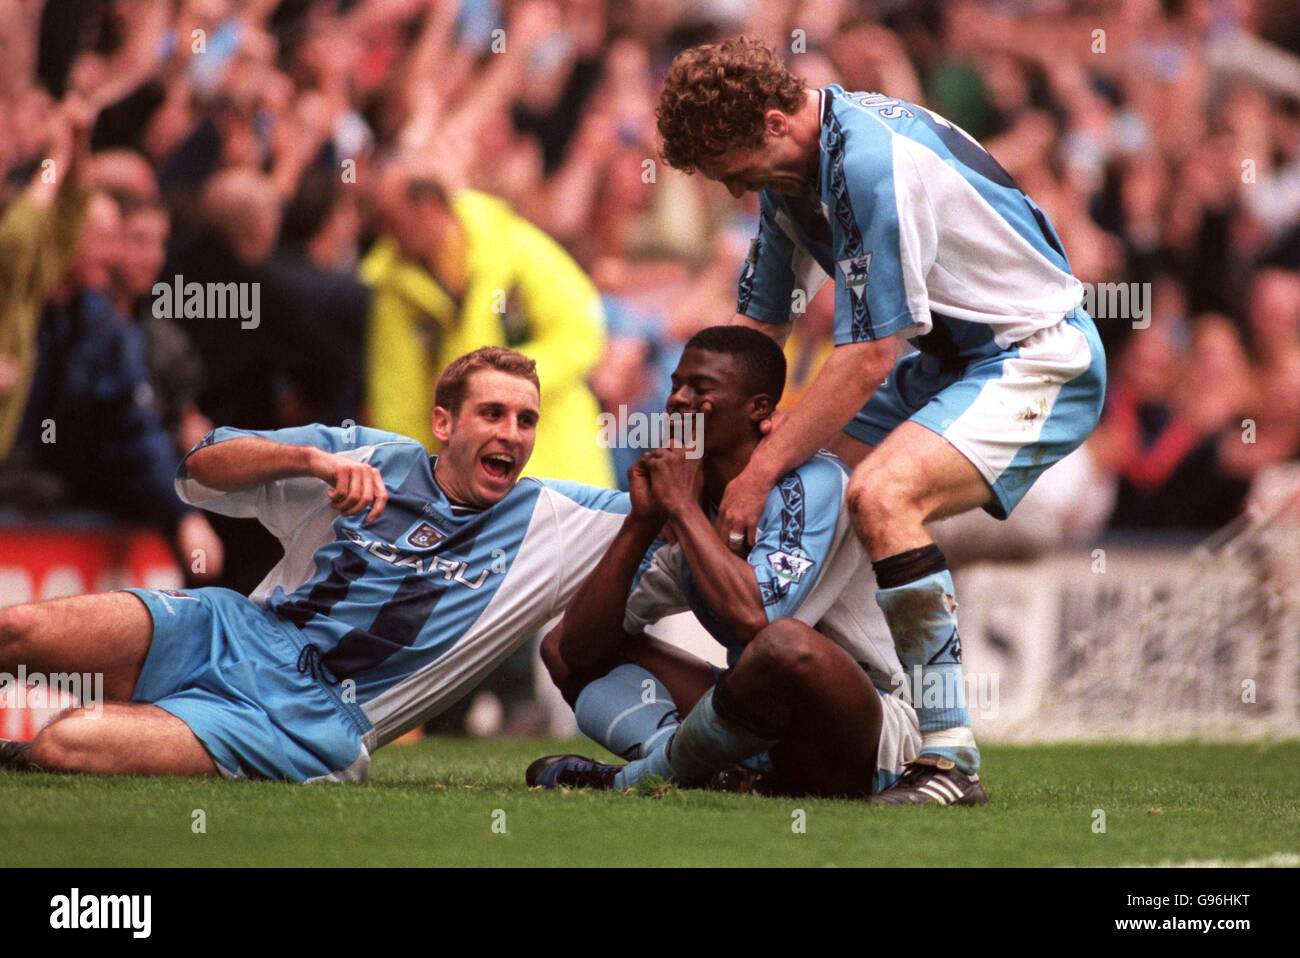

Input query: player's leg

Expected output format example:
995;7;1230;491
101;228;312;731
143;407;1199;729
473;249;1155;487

536;627;714;765
0;592;154;701
850;420;993;556
837;356;986;784
12;703;217;776
536;619;887;796
704;618;884;797
849;312;1106;799
847;421;988;790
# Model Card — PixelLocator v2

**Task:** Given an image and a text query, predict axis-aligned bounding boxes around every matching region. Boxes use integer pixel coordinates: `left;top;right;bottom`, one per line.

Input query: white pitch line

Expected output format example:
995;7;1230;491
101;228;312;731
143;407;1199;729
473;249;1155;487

1079;851;1300;868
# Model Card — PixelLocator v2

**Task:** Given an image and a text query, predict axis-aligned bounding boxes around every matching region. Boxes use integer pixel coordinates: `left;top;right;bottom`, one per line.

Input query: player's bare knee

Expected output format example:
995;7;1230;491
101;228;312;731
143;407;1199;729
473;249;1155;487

744;620;821;686
29;709;100;769
848;470;925;548
539;627;569;684
0;603;38;655
846;472;893;531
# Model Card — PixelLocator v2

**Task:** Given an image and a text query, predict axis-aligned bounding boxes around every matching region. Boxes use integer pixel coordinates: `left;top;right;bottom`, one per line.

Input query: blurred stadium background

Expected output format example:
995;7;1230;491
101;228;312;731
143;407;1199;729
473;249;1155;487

2;0;1298;746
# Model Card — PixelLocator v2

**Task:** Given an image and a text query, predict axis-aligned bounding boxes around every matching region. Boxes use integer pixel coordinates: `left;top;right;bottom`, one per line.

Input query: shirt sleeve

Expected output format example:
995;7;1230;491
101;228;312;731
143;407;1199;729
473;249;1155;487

536;480;636;619
827;111;936;345
175;424;419;542
748;459;843;621
623;542;690;635
737;194;798;326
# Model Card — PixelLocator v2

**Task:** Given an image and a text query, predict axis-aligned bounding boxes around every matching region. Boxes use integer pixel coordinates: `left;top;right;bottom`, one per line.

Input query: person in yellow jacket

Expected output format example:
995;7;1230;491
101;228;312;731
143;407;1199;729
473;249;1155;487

0;99;93;459
363;170;614;488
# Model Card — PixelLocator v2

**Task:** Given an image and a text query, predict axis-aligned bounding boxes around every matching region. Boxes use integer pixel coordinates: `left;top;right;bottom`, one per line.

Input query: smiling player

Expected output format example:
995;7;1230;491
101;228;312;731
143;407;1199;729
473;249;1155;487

0;347;631;781
527;326;926;799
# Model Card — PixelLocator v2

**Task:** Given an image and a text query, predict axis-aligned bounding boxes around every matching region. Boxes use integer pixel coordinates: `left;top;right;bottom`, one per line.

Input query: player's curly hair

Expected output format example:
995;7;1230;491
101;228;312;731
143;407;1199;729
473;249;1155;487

434;347;540;416
656;36;807;173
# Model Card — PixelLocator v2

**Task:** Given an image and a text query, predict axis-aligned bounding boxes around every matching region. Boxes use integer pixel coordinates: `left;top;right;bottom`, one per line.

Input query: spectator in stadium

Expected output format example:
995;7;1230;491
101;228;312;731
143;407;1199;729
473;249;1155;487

0;97;93;463
1220;344;1300;484
1093;314;1255;531
779;283;836;414
164;166;371;594
90;149;161;206
1244;267;1300;360
0;346;631;780
528;326;933;801
272;166;369;428
2;186;224;581
363;164;614;488
107;191;213;456
162;167;285;431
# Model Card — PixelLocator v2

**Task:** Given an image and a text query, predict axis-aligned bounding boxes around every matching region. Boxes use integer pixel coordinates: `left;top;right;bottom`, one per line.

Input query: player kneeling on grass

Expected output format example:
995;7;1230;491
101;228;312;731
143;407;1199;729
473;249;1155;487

0;347;633;781
528;327;982;802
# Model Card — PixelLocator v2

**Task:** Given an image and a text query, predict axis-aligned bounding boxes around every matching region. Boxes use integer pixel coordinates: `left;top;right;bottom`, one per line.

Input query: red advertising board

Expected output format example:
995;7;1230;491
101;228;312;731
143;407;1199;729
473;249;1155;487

0;527;181;740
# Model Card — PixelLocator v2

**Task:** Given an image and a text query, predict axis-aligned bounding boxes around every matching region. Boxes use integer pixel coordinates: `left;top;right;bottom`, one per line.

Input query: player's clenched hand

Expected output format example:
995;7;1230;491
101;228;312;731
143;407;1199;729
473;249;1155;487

715;466;772;553
627;454;668;526
311;451;388;523
642;445;703;516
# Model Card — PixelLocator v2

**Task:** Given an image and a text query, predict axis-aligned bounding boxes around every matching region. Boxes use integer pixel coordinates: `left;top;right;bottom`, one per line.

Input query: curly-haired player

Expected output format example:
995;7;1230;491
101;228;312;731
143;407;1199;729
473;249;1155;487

656;37;1107;805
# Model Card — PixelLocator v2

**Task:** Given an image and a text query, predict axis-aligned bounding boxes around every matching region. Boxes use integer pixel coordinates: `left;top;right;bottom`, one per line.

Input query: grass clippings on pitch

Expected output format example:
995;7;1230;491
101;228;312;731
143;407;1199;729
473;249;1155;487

2;740;1297;868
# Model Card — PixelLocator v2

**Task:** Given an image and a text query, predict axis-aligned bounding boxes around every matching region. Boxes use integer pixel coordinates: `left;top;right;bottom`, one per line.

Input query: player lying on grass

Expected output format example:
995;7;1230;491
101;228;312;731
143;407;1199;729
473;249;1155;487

655;38;1106;803
526;327;973;801
0;346;632;781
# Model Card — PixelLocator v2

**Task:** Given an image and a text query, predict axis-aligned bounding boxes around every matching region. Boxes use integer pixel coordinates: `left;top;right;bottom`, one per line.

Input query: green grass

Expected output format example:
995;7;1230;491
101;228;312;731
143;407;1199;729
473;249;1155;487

2;740;1298;867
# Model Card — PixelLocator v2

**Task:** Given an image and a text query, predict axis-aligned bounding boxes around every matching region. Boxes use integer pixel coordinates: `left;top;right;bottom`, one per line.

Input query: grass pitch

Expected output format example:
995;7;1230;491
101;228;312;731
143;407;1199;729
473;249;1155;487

2;739;1298;868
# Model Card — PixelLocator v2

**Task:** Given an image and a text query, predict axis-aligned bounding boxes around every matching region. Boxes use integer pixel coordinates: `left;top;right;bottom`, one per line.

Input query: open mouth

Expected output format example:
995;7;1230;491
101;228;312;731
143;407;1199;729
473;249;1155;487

480;453;515;481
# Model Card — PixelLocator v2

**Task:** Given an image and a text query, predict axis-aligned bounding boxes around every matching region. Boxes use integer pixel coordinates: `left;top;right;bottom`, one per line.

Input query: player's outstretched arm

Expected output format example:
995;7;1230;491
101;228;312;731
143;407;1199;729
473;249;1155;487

716;335;897;549
185;436;388;521
554;458;664;670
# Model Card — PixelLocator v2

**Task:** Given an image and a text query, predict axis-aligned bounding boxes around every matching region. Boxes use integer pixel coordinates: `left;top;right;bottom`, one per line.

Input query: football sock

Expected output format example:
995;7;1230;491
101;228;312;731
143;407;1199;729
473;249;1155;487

612;680;777;789
873;544;979;773
573;664;679;761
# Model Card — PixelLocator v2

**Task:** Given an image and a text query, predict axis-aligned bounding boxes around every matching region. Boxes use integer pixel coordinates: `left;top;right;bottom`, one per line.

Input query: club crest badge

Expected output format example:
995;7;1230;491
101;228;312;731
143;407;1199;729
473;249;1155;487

407;522;446;548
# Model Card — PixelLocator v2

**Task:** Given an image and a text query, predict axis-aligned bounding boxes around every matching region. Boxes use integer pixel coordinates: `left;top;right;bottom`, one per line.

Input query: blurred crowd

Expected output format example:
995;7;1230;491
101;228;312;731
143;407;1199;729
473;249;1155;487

2;0;1299;599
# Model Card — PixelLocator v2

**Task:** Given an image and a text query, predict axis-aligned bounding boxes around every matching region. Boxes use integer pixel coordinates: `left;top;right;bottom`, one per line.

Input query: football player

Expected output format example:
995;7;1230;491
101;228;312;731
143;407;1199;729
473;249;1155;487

0;347;631;781
527;326;930;799
654;37;1106;803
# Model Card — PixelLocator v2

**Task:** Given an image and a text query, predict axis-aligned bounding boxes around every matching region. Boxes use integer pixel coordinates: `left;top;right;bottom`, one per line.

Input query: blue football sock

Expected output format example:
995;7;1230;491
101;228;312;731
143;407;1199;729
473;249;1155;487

613;687;776;789
874;546;979;773
573;664;679;760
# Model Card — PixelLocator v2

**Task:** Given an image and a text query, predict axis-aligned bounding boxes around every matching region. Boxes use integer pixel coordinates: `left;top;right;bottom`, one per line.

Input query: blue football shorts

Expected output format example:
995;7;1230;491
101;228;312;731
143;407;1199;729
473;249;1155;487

126;587;372;782
843;307;1106;519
